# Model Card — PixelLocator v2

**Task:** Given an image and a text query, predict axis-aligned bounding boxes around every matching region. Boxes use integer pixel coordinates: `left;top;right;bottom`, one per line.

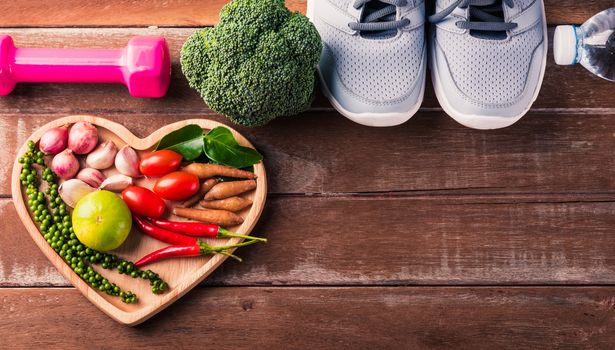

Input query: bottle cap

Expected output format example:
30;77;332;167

554;25;578;65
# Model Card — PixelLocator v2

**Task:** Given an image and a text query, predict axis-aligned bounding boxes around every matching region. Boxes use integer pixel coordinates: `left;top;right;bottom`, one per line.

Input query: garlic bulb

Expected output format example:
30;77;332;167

99;174;133;192
51;149;79;180
68;121;98;155
76;168;106;188
59;179;96;207
115;145;141;177
39;125;68;155
86;141;117;169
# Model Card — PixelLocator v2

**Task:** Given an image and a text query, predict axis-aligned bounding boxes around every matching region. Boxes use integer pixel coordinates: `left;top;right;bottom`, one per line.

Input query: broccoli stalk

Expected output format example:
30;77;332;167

180;0;323;127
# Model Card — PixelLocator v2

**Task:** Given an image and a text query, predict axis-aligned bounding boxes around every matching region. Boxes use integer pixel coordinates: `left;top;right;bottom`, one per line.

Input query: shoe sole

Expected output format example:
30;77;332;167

430;2;548;130
307;0;425;127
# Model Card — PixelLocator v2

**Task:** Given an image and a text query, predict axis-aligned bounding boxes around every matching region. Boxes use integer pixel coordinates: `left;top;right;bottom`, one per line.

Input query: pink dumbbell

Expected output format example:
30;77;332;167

0;35;171;98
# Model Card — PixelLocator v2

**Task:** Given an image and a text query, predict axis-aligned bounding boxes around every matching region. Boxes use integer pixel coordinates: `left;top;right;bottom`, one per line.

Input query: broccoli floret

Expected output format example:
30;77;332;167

180;0;322;127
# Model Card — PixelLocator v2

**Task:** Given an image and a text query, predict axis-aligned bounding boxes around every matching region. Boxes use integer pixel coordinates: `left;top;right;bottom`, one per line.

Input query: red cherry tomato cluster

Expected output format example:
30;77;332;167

122;150;200;217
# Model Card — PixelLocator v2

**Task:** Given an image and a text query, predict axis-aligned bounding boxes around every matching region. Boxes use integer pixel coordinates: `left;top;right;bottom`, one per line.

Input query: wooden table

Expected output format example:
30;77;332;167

2;1;615;348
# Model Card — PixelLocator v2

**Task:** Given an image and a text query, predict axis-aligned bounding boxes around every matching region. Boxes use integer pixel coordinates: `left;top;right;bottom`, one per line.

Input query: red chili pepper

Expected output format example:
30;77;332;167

133;215;197;246
147;218;267;242
135;240;261;267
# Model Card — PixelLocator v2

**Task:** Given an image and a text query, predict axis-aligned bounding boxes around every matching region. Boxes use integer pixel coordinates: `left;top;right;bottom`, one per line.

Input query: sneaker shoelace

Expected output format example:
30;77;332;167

349;0;411;32
429;0;518;33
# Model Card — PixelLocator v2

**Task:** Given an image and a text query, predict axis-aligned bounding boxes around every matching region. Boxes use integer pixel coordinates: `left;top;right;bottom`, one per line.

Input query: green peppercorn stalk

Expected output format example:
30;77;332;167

19;140;169;303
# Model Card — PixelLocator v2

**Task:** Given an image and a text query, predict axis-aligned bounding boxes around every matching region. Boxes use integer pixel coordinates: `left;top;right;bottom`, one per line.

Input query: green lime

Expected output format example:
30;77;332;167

72;190;132;252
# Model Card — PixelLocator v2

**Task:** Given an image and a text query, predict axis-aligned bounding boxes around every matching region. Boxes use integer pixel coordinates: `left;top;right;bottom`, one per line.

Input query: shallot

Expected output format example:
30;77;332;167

51;149;79;180
39;126;68;155
68;121;98;155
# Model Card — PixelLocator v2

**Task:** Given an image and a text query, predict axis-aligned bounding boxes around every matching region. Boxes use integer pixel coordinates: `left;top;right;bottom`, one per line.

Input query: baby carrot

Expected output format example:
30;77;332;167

173;207;244;227
183;163;256;180
204;180;256;200
199;196;252;212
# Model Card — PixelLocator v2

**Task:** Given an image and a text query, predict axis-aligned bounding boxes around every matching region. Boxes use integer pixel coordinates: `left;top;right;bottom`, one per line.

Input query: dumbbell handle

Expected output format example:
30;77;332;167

11;47;126;83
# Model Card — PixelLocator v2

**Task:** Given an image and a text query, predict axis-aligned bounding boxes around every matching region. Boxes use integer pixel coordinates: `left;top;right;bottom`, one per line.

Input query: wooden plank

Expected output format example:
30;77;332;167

3;111;615;196
4;196;615;287
0;0;608;27
0;27;613;113
2;286;615;348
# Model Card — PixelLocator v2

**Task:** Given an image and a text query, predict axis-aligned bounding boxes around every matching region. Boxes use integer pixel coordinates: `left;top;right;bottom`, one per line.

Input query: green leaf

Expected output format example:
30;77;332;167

204;127;263;169
155;124;204;161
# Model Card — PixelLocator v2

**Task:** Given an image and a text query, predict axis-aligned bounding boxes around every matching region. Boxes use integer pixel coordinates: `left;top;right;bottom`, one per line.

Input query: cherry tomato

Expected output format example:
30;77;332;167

139;150;182;177
121;186;166;218
153;171;200;201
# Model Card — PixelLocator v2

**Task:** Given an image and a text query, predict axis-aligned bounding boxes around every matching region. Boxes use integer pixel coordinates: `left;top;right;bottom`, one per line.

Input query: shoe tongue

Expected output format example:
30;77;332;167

469;1;508;40
359;1;398;39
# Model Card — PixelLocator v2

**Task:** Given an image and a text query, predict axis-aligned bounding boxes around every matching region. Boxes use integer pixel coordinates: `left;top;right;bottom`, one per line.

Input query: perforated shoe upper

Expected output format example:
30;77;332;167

310;0;426;107
431;0;546;108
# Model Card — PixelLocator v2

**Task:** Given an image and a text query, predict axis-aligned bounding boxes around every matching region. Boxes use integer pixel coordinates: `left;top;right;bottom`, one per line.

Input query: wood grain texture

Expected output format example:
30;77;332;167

2;111;615;196
4;195;615;287
3;287;615;349
0;27;613;114
10;116;267;325
0;0;608;27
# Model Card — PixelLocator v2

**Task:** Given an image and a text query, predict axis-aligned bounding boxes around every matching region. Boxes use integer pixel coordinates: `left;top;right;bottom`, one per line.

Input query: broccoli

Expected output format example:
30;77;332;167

180;0;322;127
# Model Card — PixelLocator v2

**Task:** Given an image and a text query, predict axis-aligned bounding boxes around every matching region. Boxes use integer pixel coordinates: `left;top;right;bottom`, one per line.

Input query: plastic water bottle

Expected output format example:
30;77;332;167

554;8;615;82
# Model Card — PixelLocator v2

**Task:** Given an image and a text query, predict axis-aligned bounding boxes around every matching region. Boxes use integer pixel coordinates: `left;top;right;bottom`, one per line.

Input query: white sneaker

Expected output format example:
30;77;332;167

429;0;548;129
308;0;427;127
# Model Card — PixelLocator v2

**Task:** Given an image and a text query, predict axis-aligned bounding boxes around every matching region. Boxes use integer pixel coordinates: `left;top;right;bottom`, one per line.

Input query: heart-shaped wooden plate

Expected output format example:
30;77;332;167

11;115;267;325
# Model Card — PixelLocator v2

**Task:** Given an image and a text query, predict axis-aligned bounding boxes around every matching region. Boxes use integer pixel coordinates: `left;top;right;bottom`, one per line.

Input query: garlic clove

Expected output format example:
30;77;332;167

39;125;69;155
115;145;141;177
99;174;133;192
68;121;99;155
59;179;96;207
86;140;118;169
51;149;80;180
76;168;106;188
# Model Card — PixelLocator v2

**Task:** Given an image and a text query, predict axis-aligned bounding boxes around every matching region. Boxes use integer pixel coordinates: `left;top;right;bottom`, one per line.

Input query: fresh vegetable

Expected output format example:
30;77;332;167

155;125;262;169
39;125;68;155
139;150;182;176
148;217;265;241
19;140;168;303
173;207;244;227
153;171;200;201
86;140;117;169
68;121;98;154
58;179;96;207
200;196;252;212
204;179;256;200
99;174;133;192
203;127;263;168
115;145;141;177
133;215;197;245
135;239;261;267
76;168;106;188
181;178;219;208
121;186;166;218
72;190;132;251
51;149;79;179
183;163;255;180
180;0;322;127
154;124;204;161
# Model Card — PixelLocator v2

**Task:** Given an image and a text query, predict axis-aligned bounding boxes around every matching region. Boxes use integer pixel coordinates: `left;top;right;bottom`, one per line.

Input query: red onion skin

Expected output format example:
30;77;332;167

51;149;80;180
68;122;98;155
39;126;68;155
